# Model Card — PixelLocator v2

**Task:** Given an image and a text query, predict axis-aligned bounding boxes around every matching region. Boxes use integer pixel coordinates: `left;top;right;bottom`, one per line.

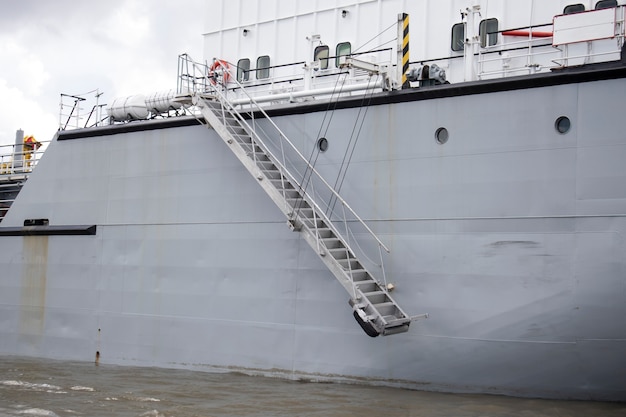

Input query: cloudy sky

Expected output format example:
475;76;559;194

0;0;206;148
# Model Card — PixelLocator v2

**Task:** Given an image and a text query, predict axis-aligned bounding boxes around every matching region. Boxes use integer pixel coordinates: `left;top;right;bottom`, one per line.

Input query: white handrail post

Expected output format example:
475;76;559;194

463;5;481;82
379;244;388;289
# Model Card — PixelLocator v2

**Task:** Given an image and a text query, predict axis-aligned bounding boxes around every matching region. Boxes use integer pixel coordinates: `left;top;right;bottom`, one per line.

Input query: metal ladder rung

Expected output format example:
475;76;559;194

285;197;310;206
363;292;390;304
362;290;385;297
384;316;409;326
293;206;314;216
247;151;270;161
259;169;282;179
348;268;369;278
228;131;250;138
337;258;363;270
266;176;293;185
320;237;343;249
353;278;378;286
227;129;248;138
268;178;297;190
220;115;238;122
327;247;354;259
346;270;369;281
373;302;400;317
313;227;334;239
256;160;277;168
300;216;327;228
354;281;380;293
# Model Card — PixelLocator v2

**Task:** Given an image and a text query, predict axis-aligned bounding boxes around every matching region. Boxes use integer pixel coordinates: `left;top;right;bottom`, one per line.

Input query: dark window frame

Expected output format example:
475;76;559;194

237;58;251;82
335;42;351;67
479;18;499;48
256;55;270;79
314;45;330;69
451;23;465;51
595;0;617;9
563;4;585;14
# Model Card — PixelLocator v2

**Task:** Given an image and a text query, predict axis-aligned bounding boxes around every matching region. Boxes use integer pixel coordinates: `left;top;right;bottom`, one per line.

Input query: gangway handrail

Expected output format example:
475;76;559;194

178;53;390;254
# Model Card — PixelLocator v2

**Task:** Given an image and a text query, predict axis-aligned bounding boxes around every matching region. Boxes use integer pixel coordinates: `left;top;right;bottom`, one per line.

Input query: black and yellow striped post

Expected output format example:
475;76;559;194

397;13;409;89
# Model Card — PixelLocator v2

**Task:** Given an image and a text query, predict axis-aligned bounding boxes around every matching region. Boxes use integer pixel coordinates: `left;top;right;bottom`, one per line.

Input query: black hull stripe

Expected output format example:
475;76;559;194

56;63;626;140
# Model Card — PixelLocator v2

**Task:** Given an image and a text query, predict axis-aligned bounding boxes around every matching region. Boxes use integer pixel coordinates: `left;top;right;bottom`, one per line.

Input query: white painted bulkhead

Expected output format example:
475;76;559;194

202;0;626;87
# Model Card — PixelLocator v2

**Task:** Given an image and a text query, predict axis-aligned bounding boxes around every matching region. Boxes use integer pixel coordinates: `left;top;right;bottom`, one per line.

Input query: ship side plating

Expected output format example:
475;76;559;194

1;0;625;401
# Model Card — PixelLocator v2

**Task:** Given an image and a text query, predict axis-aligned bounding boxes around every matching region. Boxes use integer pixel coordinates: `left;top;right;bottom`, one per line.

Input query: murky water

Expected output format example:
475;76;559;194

0;356;624;417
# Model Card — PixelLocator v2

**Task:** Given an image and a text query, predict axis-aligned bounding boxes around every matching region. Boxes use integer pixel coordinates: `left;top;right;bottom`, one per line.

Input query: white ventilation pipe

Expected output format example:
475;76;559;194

229;79;384;106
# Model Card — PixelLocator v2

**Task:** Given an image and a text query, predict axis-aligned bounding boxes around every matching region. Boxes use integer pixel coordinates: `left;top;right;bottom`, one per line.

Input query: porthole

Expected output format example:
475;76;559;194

435;127;449;144
317;137;329;152
555;116;571;134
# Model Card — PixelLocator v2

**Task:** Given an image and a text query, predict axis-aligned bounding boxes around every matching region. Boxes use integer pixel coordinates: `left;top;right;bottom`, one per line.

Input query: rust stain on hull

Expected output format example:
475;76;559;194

20;236;49;345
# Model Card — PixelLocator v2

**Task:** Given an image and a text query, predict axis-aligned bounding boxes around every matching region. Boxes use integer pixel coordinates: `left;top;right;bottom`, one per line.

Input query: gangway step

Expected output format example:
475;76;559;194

344;270;369;281
327;247;353;260
337;258;364;270
256;160;277;169
225;133;251;144
353;281;380;293
362;292;391;304
319;237;342;249
259;169;283;180
372;302;401;316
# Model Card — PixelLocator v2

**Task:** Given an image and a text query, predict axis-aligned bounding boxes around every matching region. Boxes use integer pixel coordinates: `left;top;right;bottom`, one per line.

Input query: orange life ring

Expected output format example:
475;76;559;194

209;59;231;85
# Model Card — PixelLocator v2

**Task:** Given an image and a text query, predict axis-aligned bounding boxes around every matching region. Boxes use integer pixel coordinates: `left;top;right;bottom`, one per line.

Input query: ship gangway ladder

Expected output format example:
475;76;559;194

175;54;427;337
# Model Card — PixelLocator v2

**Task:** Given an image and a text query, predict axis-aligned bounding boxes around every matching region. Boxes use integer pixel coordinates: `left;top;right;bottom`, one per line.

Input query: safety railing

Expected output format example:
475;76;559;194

0;181;22;222
551;5;625;67
177;53;392;284
59;90;108;131
478;6;626;79
476;22;555;79
183;51;393;109
478;32;556;79
0;141;48;176
0;141;48;223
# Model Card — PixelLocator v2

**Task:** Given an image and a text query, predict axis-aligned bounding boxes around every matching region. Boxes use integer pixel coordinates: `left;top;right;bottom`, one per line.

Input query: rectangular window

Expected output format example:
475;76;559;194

256;55;270;79
314;45;330;70
451;23;465;51
480;18;498;47
335;42;351;67
595;0;617;9
563;4;585;14
237;58;250;82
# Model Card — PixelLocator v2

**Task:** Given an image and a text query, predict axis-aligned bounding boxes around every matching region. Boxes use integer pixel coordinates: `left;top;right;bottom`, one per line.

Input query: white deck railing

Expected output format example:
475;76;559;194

0;141;48;176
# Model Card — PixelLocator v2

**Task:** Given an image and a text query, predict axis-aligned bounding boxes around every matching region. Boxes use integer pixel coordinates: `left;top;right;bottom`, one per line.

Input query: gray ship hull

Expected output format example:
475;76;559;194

1;69;625;400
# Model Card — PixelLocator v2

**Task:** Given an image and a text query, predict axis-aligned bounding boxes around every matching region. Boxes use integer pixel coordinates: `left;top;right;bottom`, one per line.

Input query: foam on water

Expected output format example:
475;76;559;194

17;409;59;417
123;396;160;402
0;357;624;417
139;411;166;417
69;386;94;392
1;381;62;391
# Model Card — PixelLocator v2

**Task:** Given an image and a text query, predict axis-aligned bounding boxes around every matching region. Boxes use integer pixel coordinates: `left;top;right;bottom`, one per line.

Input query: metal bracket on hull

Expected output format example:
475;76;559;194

339;57;393;91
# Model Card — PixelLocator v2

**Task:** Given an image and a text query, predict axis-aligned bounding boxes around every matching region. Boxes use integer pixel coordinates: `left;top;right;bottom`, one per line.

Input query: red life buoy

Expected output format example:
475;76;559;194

209;59;231;85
